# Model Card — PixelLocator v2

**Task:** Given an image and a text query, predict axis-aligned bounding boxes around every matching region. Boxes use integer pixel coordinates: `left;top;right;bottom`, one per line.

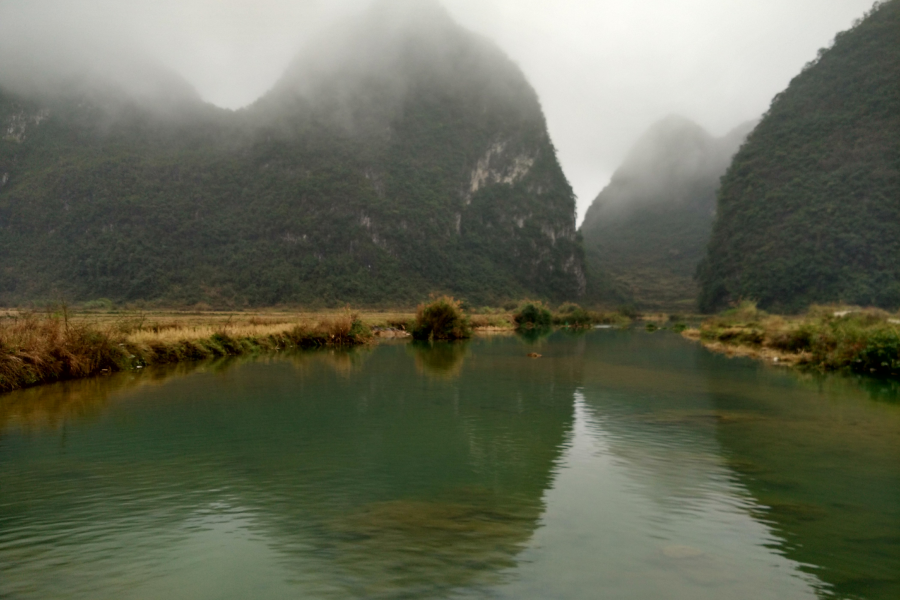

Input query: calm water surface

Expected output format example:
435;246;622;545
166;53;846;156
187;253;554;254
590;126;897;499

1;331;898;599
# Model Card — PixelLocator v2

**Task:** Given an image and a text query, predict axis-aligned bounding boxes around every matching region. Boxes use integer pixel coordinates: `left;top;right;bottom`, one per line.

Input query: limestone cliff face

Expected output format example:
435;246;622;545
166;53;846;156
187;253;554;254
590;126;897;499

0;0;583;306
3;107;51;143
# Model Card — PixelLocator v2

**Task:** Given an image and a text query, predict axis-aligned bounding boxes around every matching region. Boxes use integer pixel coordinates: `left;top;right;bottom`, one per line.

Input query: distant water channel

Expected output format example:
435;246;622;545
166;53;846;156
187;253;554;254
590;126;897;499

1;330;898;599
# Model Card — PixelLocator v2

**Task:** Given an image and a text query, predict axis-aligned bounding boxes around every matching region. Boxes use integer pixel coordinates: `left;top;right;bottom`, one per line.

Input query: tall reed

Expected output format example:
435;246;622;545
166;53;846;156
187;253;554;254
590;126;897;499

0;312;126;393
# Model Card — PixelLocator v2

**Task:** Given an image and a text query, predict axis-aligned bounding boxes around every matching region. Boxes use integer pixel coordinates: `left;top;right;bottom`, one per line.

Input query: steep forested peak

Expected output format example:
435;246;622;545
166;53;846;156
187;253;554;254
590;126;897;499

253;0;540;126
579;115;755;310
582;116;753;226
266;0;458;89
0;64;229;159
613;115;714;180
697;0;900;312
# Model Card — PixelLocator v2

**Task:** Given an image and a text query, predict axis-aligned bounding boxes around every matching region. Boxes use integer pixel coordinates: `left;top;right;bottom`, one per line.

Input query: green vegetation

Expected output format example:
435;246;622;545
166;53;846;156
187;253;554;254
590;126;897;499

579;116;752;311
469;313;513;329
513;302;552;329
0;311;371;394
513;301;632;330
693;301;900;376
552;303;594;328
0;2;584;309
411;296;472;341
698;0;900;313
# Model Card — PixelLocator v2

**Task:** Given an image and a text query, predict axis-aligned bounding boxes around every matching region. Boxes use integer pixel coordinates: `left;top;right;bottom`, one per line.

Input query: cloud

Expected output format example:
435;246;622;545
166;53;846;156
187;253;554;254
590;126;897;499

0;0;876;222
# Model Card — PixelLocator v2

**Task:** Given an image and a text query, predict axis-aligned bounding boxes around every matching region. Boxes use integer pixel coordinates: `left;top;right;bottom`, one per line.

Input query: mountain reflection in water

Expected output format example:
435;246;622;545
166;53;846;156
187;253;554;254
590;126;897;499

0;331;897;599
0;341;575;599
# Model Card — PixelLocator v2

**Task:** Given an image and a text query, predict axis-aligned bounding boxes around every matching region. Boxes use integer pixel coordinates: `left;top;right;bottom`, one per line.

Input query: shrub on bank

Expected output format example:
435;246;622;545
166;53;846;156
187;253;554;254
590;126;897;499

802;310;900;375
412;296;472;341
315;313;372;346
511;301;632;330
513;302;552;329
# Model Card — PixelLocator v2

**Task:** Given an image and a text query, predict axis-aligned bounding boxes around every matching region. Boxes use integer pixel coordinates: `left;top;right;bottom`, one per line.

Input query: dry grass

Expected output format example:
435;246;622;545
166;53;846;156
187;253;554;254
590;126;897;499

0;302;635;395
692;338;811;366
0;312;124;393
0;309;373;394
126;322;300;345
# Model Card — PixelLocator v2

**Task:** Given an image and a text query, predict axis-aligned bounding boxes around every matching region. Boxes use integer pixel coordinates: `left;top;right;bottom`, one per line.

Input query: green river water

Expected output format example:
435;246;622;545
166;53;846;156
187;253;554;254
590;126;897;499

1;330;898;599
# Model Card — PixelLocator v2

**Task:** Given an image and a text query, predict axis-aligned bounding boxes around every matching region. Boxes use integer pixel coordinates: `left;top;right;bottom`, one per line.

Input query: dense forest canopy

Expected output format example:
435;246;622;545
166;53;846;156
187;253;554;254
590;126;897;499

697;0;900;313
0;0;584;308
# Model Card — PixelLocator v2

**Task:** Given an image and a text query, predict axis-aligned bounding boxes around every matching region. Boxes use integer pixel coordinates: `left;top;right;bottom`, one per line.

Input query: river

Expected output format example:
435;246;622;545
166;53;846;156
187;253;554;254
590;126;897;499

1;330;898;599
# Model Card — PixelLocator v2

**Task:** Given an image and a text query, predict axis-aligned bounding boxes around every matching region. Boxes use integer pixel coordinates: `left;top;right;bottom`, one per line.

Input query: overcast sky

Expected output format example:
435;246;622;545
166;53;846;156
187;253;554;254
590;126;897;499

0;0;876;223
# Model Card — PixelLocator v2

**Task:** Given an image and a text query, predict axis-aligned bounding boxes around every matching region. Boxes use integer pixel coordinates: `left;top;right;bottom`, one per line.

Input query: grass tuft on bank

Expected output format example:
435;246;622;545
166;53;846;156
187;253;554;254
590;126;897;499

412;296;472;341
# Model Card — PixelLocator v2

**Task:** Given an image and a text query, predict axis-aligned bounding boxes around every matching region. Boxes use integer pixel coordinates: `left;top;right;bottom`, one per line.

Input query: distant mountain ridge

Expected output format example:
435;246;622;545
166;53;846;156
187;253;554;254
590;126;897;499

0;0;584;307
580;115;753;311
698;0;900;312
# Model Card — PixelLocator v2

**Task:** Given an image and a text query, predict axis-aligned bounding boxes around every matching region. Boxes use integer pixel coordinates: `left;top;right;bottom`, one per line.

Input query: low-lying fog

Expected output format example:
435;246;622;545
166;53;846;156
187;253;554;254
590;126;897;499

0;0;875;223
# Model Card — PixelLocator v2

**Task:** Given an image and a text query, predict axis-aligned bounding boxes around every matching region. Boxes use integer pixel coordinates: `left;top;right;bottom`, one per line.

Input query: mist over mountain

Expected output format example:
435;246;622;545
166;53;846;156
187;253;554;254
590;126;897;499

698;0;900;313
579;116;753;311
0;0;584;307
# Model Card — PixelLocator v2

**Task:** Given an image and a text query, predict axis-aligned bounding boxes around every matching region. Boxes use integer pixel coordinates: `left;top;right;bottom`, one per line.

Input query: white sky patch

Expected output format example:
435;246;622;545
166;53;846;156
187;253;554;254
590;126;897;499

0;0;876;224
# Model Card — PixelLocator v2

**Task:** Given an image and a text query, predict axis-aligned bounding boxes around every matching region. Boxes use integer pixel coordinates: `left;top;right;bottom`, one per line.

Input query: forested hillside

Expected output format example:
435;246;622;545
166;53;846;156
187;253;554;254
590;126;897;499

580;116;752;311
0;0;584;307
697;0;900;313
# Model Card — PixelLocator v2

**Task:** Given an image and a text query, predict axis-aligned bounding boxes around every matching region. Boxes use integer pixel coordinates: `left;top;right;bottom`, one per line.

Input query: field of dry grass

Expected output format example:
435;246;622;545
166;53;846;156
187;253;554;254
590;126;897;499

0;308;415;330
0;309;377;394
0;306;529;395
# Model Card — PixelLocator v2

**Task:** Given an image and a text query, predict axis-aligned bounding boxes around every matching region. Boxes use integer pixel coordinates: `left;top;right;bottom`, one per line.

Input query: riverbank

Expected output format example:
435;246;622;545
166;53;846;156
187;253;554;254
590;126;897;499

683;302;900;376
0;311;374;394
0;303;640;395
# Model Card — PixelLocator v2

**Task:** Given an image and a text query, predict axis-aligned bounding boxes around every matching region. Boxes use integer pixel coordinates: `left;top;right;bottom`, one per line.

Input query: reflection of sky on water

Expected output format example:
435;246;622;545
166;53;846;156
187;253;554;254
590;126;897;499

490;392;822;600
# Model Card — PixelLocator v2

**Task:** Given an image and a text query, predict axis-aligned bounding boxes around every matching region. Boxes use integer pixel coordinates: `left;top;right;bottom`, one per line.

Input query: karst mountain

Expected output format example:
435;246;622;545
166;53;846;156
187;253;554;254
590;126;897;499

697;0;900;312
580;115;752;310
0;0;584;307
